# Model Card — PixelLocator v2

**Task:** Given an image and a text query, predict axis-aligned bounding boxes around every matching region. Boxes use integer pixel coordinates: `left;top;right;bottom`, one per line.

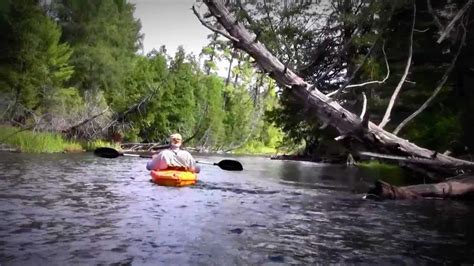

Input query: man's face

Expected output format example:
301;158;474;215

170;135;182;148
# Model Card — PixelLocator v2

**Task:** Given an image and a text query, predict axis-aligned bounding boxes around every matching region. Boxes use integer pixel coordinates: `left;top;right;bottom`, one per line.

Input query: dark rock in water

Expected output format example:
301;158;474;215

229;228;243;234
268;255;285;262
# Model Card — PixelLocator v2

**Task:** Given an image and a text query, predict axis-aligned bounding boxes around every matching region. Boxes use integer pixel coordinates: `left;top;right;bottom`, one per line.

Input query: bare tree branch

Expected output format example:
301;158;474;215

360;92;367;120
427;0;444;30
393;22;467;135
115;86;158;122
379;3;416;129
192;4;239;42
327;38;379;98
327;41;389;97
62;107;109;137
345;43;390;89
437;0;473;43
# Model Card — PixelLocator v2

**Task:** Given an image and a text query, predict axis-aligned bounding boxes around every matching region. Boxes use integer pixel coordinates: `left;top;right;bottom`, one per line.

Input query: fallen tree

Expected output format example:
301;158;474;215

366;176;474;200
195;0;474;178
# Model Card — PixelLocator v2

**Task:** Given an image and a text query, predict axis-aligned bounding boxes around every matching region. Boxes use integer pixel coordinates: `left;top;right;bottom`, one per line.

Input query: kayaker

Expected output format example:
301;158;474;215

146;133;200;173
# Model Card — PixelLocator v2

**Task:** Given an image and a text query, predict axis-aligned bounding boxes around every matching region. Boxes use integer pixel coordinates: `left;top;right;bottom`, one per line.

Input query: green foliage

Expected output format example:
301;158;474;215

0;0;283;154
357;160;417;186
403;111;462;152
115;52;169;142
0;0;74;112
193;74;226;147
54;0;141;95
233;140;278;155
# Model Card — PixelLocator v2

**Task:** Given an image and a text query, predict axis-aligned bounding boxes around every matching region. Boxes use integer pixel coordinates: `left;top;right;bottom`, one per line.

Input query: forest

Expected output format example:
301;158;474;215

1;0;474;166
0;0;283;154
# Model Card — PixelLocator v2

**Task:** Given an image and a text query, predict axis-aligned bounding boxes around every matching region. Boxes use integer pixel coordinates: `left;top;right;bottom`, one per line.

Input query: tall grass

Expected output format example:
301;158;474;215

0;126;83;153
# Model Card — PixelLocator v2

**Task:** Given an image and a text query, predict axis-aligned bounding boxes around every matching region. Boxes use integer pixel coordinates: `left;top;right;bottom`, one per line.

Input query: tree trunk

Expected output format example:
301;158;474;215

198;0;474;176
367;176;474;200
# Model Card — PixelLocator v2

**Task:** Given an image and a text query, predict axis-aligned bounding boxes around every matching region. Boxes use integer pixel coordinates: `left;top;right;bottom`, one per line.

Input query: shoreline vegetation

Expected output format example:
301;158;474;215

0;125;281;155
0;126;118;153
0;125;407;176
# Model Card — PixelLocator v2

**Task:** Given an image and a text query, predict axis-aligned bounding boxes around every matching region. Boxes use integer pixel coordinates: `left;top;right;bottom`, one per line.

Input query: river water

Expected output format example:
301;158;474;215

0;152;473;265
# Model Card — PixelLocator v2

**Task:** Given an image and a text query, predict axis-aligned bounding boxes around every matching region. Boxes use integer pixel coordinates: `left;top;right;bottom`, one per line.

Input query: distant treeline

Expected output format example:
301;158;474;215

0;0;284;153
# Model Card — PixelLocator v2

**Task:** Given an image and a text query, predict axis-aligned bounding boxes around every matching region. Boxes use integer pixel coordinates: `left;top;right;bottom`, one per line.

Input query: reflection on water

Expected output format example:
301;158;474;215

0;152;473;264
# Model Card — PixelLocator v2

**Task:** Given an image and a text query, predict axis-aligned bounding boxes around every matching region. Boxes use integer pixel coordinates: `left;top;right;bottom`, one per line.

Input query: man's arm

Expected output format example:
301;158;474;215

191;165;201;173
146;151;169;170
183;151;200;173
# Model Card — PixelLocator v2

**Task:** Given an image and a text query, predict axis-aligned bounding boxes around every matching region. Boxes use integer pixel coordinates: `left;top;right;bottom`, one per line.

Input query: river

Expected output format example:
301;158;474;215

0;152;473;265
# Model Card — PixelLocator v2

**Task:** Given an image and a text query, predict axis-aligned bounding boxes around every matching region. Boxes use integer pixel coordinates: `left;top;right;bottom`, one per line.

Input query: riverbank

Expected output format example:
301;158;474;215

0;126;117;153
0;125;277;155
270;154;346;164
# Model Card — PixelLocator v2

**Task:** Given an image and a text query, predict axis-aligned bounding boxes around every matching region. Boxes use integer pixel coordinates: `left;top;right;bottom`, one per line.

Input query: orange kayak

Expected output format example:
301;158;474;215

150;170;197;187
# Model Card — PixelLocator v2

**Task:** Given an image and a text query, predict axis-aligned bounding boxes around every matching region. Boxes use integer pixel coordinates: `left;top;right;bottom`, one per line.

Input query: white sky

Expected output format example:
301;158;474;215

128;0;213;56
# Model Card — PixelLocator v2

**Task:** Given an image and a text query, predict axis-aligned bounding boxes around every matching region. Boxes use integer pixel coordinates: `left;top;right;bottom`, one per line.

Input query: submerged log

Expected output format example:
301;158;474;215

367;176;474;200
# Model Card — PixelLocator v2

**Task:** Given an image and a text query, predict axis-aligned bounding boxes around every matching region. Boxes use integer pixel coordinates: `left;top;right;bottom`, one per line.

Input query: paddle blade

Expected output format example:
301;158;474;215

94;147;122;158
216;159;243;171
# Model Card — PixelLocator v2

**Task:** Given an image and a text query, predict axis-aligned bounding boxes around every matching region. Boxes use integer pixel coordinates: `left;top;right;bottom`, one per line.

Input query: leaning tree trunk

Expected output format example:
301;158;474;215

197;0;474;176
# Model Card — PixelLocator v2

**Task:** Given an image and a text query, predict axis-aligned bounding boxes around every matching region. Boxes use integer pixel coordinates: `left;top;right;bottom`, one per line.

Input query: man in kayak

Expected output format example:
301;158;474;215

146;133;200;173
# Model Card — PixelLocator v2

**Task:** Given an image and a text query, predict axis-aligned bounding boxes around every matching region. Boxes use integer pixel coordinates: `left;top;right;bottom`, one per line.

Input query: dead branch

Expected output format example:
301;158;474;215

62;107;109;137
393;22;467;135
327;37;380;98
115;87;158;122
427;0;444;30
192;4;239;42
437;0;473;43
360;92;367;120
379;2;416;129
344;43;390;89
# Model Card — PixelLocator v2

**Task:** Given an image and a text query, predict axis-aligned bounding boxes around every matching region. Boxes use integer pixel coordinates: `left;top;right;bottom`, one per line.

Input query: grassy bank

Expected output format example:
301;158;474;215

0;126;116;153
357;160;418;186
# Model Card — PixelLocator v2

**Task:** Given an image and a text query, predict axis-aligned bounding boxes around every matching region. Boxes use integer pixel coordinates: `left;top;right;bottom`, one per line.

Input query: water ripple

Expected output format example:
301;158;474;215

0;152;473;264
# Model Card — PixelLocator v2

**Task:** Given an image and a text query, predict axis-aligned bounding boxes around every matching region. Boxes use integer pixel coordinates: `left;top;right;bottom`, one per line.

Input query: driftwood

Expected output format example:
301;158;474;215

196;0;474;176
358;151;474;170
366;176;474;200
120;143;169;152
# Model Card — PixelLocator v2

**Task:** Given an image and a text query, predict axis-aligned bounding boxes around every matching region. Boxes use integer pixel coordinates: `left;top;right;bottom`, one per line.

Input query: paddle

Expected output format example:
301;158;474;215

93;147;243;171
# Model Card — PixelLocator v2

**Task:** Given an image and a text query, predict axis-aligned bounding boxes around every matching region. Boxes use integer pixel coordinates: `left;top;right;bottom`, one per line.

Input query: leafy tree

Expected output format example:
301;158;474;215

118;51;169;142
52;0;141;98
193;74;226;148
0;0;74;124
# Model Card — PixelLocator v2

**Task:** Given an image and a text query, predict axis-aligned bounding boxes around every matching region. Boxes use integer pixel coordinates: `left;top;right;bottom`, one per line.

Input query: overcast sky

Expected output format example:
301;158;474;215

128;0;213;56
